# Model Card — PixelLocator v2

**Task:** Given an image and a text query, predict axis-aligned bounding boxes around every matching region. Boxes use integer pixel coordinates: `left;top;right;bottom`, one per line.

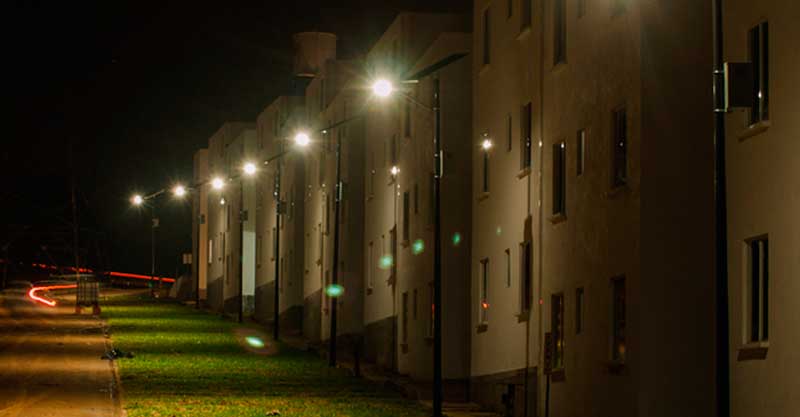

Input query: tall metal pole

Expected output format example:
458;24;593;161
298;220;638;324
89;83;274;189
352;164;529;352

432;77;443;417
329;137;342;367
151;206;157;297
238;179;245;323
196;209;201;309
273;149;282;340
712;0;730;416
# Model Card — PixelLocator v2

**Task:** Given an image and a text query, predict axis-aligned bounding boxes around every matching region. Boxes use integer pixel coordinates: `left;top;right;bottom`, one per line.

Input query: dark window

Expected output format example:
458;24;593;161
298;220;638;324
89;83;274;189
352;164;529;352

507;113;513;152
578;0;587;17
413;288;418;319
402;292;409;344
413;183;419;214
748;238;769;342
505;248;512;287
553;142;566;215
576;287;584;334
552;294;565;369
577;129;586;176
749;22;769;125
482;150;490;193
480;258;490;323
612;276;626;362
520;241;532;312
507;0;513;18
402;191;410;242
428;281;434;337
554;0;567;64
521;103;533;169
521;0;532;30
612;107;627;187
483;8;491;66
404;100;412;137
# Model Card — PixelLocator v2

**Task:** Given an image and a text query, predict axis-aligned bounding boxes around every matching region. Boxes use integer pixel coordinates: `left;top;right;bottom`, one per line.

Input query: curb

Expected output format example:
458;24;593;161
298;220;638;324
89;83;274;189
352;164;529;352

101;319;127;417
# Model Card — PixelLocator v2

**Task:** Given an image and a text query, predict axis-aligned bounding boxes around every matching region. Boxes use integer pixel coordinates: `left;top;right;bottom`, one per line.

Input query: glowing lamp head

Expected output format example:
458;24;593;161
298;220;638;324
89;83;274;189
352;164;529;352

211;177;225;190
372;79;394;98
220;197;226;206
481;139;493;150
173;185;186;197
390;166;400;176
243;162;257;176
131;194;144;206
294;132;311;147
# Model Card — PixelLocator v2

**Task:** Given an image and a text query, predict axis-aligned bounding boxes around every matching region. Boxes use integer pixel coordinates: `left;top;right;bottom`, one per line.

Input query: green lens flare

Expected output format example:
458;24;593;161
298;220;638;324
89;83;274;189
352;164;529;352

412;239;425;255
245;336;265;348
496;227;502;236
325;284;345;298
452;233;462;246
379;255;394;270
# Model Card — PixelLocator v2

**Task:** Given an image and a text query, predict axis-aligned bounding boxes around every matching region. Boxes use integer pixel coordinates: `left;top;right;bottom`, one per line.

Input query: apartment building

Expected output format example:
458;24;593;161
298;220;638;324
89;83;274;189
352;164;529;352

191;149;209;304
302;56;367;345
254;94;307;333
471;0;716;416
361;12;473;389
723;2;800;417
205;122;257;316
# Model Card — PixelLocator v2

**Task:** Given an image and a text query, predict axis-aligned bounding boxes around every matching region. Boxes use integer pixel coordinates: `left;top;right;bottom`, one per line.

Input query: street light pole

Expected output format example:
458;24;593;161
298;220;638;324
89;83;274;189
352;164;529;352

431;77;443;417
273;144;282;341
329;136;342;367
239;178;245;323
151;206;157;297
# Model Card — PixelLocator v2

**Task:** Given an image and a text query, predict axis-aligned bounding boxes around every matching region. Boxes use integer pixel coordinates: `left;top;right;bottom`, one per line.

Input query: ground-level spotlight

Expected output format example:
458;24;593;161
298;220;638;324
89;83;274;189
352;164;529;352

245;336;265;348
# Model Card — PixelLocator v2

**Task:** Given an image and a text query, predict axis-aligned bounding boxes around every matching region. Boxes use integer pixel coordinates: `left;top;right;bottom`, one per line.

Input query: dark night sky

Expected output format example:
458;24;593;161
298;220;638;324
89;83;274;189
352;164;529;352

5;1;470;276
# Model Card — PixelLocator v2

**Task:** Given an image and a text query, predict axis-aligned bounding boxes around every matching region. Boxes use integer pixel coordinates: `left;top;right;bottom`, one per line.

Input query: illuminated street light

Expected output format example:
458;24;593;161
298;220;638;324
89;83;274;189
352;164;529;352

371;79;394;98
294;132;310;147
220;197;226;206
243;162;257;176
390;166;400;176
131;194;144;206
481;139;493;150
211;177;225;190
173;185;187;197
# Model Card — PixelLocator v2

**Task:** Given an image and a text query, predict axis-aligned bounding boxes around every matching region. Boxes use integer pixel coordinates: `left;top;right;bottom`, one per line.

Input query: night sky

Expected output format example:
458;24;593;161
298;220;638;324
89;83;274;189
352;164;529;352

5;1;470;277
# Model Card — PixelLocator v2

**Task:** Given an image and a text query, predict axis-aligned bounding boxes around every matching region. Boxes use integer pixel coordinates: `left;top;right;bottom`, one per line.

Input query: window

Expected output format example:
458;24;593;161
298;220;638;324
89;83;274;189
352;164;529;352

402;191;410;242
577;129;586;176
482;8;491;66
553;142;566;215
319;152;326;186
367;241;374;291
506;113;513;152
507;0;513;18
747;237;769;342
521;0;532;30
576;287;584;334
208;239;213;265
520;241;532;312
319;78;326;113
749;22;769;125
578;0;586;17
479;258;490;324
428;281;434;337
482;149;490;193
402;292;409;344
413;288;418;319
554;0;566;64
521;103;533;169
389;227;397;281
505;249;512;287
612;107;627;187
552;294;565;369
612;276;626;362
390;134;398;166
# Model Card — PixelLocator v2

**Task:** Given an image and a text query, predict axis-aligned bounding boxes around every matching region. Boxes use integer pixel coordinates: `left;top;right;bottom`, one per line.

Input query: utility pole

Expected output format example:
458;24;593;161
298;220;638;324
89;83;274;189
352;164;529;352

273;147;282;340
329;137;342;367
712;0;730;416
151;207;158;297
239;178;245;323
431;77;443;417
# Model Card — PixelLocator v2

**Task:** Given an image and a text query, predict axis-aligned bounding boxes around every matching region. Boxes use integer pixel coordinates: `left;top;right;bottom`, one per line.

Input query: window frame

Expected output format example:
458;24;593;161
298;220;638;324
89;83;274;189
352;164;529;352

748;21;769;125
479;258;490;324
746;237;769;343
552;141;566;216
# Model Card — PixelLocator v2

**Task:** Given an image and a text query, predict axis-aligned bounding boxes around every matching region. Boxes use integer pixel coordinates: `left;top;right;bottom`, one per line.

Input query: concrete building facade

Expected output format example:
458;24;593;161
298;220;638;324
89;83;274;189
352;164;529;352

205;122;257;316
470;0;716;416
723;2;800;417
191;148;209;303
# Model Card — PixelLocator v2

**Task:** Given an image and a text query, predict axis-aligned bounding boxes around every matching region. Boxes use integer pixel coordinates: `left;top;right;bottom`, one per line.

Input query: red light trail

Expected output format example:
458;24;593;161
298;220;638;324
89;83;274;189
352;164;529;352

28;284;77;307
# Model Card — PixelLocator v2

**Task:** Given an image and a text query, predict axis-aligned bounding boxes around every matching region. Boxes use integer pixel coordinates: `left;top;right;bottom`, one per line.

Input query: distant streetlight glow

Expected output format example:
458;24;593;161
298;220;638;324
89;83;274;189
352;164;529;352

131;194;144;206
211;177;225;190
243;162;257;176
481;139;493;150
372;79;394;98
220;197;226;206
294;132;311;147
390;166;400;176
173;185;187;197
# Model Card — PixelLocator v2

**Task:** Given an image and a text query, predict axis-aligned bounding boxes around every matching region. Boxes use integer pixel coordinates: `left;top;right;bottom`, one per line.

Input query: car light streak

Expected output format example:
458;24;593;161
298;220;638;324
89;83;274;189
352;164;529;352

28;284;77;307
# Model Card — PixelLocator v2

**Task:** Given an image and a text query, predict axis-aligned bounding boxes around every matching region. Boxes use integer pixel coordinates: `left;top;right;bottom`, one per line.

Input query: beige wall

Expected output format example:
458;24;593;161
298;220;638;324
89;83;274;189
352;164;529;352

192;149;209;301
724;1;800;417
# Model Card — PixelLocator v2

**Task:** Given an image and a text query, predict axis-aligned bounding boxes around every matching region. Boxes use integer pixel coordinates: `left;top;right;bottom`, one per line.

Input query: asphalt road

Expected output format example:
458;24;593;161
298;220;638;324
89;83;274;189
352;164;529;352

0;290;120;417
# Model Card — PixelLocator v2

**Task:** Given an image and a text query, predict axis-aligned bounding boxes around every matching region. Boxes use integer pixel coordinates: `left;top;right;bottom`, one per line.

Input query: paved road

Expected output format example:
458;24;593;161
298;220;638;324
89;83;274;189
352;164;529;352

0;290;120;417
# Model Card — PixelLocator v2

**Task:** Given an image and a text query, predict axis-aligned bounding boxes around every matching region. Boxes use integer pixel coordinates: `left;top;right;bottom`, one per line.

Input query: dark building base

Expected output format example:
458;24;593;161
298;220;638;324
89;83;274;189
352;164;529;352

254;282;275;323
470;367;538;417
206;278;224;313
303;290;322;342
364;316;396;372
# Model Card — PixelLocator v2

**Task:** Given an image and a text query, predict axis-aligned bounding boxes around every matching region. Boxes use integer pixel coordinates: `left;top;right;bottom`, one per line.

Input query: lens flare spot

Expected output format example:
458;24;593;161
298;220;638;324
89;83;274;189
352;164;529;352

325;284;345;298
245;336;265;348
496;227;502;236
379;255;394;270
412;239;425;255
452;233;462;246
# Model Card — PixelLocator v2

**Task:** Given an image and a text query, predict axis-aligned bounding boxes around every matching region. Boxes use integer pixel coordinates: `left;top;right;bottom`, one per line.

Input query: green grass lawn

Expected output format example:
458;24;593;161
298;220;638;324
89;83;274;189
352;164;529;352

103;295;427;417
